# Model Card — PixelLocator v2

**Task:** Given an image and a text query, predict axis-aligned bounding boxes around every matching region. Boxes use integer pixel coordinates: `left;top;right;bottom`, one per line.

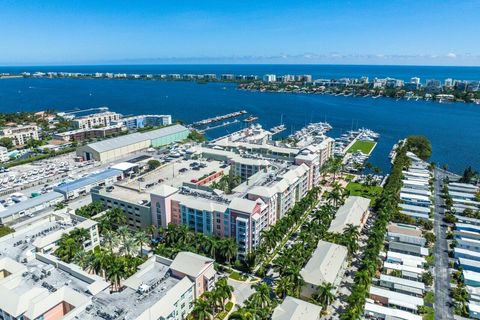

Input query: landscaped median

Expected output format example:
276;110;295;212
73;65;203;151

228;270;247;281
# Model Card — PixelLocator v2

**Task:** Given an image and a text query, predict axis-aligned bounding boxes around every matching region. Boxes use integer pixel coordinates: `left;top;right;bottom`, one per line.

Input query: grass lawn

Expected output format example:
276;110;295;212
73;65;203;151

346;182;383;206
229;271;247;281
347;140;376;154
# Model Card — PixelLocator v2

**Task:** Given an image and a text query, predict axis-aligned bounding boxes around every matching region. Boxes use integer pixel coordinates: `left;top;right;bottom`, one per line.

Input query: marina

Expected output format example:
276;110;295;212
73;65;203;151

0;70;479;174
191;110;247;127
269;124;286;135
334;128;380;172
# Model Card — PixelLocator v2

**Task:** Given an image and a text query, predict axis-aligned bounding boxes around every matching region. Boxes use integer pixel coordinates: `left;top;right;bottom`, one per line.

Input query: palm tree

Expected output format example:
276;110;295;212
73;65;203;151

55;234;83;262
204;237;217;259
355;270;371;287
274;276;293;299
121;237;138;257
146;224;157;239
222;239;238;264
283;265;304;297
90;251;110;278
216;277;233;310
73;250;89;269
243;251;257;273
326;189;342;207
328;157;343;181
314;282;335;311
106;259;124;292
229;307;260;320
260;228;278;251
191;299;213;320
102;229;118;254
250;283;272;309
343;223;360;242
117;225;130;243
207;289;224;315
134;231;149;256
106;208;127;226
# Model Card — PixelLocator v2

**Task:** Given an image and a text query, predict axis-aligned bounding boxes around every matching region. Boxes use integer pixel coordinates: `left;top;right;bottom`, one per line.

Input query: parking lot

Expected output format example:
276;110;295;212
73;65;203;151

122;157;229;190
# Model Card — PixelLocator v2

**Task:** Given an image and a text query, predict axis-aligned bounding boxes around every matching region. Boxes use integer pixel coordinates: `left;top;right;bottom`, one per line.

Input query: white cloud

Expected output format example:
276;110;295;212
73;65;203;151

447;52;457;58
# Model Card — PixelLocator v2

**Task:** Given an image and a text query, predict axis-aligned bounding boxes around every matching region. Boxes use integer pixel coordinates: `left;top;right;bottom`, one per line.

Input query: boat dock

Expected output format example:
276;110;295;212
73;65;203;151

197;119;240;133
191;110;247;128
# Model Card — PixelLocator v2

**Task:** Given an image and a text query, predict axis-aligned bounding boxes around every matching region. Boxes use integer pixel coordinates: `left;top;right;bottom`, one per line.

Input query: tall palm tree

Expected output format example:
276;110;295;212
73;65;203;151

102;229;118;254
191;299;213;320
274;276;293;299
146;224;157;239
204;237;217;259
216;277;233;310
328;157;343;181
243;251;257;273
106;208;127;226
228;307;260;320
117;225;130;243
260;228;278;251
314;282;335;311
204;290;221;315
134;231;149;256
222;239;238;264
55;234;83;263
343;223;360;242
106;259;124;292
355;270;371;287
250;283;272;309
73;250;89;269
90;251;110;278
121;237;138;257
283;264;304;297
327;189;342;207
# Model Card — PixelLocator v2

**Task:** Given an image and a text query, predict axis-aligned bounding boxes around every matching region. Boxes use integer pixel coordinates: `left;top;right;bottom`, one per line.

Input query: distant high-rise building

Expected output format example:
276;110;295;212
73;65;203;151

411;77;420;85
263;74;277;82
221;74;234;80
281;74;295;82
444;78;453;87
426;79;441;88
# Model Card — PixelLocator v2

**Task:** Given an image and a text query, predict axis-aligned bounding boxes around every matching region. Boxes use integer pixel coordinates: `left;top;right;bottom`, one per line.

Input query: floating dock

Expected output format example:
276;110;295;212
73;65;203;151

192;110;247;127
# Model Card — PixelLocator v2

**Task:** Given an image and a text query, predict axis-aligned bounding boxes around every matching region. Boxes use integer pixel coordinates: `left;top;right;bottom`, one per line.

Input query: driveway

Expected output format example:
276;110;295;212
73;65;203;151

433;168;454;320
228;278;255;308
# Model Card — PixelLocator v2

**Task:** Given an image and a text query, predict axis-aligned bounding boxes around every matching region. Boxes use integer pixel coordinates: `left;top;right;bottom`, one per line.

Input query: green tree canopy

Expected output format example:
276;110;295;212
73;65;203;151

405;135;432;160
147;159;161;171
188;130;207;142
0;137;13;149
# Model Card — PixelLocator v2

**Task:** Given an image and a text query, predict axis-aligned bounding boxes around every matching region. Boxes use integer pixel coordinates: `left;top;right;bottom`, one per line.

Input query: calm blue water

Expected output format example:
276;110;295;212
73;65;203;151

0;65;479;173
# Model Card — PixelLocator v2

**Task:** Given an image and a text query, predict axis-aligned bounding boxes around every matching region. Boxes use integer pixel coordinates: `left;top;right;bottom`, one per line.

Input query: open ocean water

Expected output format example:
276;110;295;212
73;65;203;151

0;64;479;174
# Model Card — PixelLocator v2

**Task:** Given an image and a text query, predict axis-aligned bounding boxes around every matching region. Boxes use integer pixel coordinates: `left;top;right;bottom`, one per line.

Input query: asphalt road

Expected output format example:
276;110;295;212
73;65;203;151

433;168;454;320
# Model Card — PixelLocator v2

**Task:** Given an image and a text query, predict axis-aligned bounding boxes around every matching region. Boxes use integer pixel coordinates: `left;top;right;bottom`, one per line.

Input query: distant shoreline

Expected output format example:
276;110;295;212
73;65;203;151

1;71;479;105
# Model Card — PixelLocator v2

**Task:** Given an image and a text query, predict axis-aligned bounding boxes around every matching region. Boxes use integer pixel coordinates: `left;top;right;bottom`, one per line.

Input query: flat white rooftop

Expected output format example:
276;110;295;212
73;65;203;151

379;274;425;290
402;170;430;178
370;286;423;310
457;223;480;233
454;247;480;260
400;192;431;202
386;251;426;267
364;302;422;320
464;270;480;283
401;187;431;197
383;261;425;275
398;203;431;213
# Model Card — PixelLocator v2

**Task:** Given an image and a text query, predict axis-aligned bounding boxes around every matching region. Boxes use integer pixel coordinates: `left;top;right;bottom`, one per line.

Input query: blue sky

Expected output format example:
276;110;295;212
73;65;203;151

1;0;479;66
